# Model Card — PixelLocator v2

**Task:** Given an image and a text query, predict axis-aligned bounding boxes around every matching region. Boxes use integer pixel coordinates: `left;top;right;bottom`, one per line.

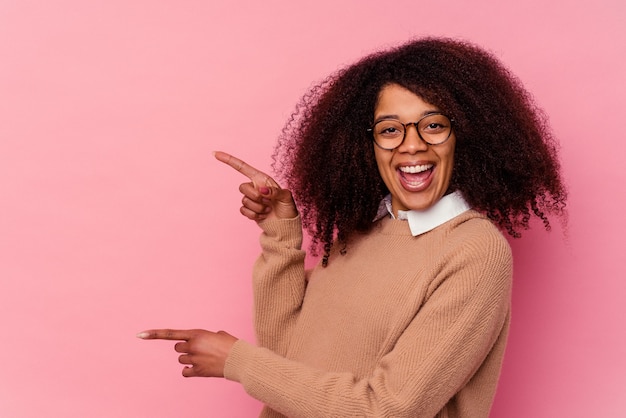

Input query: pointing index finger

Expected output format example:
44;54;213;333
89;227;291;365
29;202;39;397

213;151;278;188
136;329;190;341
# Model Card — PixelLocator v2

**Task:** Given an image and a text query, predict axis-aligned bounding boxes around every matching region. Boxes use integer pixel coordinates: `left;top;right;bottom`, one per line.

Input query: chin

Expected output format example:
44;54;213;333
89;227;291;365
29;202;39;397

398;195;439;212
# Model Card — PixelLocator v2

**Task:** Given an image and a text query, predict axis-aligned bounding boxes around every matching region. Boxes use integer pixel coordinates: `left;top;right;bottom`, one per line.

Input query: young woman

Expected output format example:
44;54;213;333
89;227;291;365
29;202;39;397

139;37;567;417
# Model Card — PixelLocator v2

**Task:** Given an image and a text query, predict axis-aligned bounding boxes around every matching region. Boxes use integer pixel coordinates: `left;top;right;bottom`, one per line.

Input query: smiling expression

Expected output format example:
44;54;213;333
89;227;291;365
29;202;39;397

373;84;456;215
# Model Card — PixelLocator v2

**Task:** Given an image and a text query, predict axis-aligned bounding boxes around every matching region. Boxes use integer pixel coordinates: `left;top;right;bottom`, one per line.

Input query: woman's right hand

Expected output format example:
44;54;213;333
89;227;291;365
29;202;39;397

214;151;298;222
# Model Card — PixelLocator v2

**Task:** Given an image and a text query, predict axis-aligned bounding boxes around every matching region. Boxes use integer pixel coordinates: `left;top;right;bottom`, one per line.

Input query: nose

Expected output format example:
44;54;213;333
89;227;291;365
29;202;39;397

398;123;428;153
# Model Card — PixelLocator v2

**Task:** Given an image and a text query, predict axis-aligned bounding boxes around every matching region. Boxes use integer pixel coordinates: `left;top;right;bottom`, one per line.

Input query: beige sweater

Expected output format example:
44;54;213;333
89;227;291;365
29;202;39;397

224;210;512;417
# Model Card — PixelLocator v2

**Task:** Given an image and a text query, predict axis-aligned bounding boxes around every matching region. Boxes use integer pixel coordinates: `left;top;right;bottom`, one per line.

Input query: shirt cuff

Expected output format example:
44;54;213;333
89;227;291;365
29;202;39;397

223;339;256;383
258;215;303;249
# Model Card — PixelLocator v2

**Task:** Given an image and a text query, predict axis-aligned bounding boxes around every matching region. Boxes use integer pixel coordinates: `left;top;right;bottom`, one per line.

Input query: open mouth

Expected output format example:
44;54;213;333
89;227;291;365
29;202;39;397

398;164;434;189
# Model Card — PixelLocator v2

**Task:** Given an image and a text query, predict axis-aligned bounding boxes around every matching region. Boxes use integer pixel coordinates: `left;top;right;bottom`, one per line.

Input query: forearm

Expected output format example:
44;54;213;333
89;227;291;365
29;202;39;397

253;216;307;353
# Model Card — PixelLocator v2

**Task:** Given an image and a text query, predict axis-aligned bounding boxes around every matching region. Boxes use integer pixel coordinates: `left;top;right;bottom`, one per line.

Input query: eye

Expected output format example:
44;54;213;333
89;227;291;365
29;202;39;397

419;114;450;134
375;121;404;137
380;126;400;134
423;122;446;132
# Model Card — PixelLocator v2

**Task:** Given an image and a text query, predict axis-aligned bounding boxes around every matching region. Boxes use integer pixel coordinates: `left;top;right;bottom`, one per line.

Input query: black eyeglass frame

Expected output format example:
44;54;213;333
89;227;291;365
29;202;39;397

366;112;455;150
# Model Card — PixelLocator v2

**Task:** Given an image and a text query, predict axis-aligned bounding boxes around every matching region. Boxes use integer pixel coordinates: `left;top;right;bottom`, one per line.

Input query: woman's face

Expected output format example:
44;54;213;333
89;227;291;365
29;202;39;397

373;84;456;215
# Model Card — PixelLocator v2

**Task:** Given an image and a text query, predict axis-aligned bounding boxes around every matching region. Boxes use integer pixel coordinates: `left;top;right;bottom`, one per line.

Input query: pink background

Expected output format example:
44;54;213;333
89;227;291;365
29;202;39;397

1;1;624;417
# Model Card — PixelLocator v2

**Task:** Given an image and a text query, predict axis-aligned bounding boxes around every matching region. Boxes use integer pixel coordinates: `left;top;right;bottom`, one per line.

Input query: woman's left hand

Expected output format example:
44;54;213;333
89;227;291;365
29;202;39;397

137;328;238;377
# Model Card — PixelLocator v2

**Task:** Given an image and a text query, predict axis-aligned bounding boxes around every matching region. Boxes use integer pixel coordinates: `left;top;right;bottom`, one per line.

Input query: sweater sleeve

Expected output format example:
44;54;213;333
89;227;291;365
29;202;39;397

224;229;513;417
251;216;307;354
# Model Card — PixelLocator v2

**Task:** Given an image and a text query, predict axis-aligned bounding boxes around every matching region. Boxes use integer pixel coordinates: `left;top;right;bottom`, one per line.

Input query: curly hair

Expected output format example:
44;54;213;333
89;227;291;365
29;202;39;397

272;37;567;265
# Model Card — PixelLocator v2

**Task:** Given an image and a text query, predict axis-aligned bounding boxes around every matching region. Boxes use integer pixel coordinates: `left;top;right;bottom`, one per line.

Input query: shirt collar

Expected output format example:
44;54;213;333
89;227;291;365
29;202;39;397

374;191;471;236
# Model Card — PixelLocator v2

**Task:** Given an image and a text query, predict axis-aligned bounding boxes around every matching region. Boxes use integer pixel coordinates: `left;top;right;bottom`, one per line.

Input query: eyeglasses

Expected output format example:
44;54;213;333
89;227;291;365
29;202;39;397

367;113;454;150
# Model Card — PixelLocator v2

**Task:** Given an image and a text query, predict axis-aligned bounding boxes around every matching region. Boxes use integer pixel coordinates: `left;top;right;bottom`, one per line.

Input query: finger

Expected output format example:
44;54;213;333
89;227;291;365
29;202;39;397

136;329;190;341
240;206;268;221
239;182;265;201
240;181;293;211
182;366;196;378
174;342;189;353
213;151;279;188
178;354;192;365
242;196;271;215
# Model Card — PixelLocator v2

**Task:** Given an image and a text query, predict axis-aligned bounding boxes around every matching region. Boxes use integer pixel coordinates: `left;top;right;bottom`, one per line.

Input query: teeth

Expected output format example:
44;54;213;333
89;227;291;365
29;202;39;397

399;164;433;174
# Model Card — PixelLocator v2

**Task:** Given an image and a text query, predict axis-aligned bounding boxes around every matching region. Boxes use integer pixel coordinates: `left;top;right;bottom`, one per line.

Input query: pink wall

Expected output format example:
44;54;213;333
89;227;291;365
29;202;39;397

1;1;624;416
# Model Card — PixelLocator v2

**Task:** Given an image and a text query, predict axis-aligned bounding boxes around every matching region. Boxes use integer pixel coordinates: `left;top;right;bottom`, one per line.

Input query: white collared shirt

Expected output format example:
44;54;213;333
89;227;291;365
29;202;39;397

374;191;471;236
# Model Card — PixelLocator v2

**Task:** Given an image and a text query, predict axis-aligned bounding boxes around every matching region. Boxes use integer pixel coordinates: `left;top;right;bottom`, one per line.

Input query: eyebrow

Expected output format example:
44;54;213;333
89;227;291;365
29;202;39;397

374;110;441;124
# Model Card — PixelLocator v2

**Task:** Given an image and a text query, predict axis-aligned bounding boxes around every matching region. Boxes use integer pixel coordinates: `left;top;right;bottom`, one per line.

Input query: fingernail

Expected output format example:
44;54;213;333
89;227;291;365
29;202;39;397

259;186;269;195
136;332;149;339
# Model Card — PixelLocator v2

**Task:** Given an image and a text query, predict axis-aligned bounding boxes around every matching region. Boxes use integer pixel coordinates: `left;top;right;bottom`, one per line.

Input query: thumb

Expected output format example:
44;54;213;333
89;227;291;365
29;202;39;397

259;186;298;219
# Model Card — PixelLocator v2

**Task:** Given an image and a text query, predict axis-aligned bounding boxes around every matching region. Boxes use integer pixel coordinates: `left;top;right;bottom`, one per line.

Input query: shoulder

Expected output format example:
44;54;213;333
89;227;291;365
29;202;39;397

434;210;513;288
445;210;511;255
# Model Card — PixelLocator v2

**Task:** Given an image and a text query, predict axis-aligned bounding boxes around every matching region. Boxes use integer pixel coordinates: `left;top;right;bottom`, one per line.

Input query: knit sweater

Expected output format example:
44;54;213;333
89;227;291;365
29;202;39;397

224;209;512;418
